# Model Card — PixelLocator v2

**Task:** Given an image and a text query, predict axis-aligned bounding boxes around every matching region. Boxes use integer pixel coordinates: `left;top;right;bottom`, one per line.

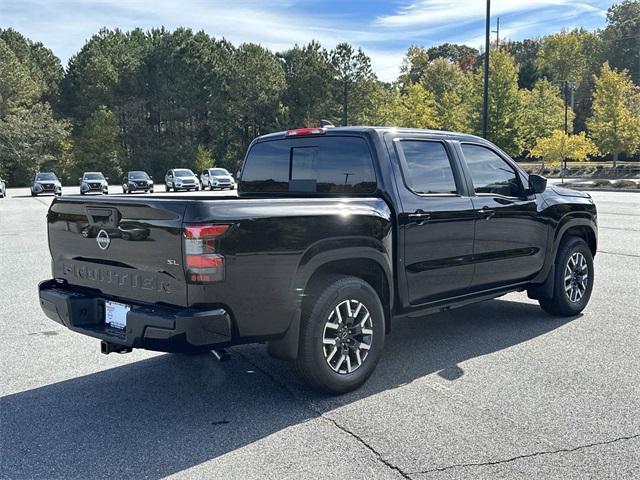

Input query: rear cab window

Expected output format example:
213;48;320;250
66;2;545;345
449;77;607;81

240;136;377;195
394;139;461;195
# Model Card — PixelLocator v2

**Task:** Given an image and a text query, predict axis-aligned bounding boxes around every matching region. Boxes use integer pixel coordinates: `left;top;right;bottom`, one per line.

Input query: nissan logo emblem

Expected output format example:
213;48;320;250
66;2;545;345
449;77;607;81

96;229;111;250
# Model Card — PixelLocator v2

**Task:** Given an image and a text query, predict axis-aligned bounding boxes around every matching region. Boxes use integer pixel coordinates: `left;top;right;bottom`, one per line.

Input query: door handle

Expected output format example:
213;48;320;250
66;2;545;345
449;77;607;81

408;210;431;224
478;207;495;220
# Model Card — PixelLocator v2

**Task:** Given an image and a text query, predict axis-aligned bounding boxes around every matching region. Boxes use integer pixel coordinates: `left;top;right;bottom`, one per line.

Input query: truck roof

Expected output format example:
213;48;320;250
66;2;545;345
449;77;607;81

255;126;490;145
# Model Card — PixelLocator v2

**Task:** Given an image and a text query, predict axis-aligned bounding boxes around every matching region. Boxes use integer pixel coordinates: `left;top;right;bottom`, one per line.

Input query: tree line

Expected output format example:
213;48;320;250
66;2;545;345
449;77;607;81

0;0;639;186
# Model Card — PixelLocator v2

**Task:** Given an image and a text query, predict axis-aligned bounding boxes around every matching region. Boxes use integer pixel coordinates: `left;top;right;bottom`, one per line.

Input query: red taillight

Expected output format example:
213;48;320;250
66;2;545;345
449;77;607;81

183;224;229;283
184;225;229;238
186;255;224;269
285;127;326;137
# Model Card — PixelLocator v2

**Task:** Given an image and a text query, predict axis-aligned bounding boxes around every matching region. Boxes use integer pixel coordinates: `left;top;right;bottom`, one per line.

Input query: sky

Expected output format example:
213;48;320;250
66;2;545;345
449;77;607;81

2;0;615;81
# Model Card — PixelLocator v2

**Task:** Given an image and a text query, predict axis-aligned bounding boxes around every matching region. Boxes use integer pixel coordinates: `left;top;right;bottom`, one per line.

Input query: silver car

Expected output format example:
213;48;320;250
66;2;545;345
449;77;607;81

31;172;62;196
80;172;109;195
199;168;236;190
164;169;200;192
0;177;5;198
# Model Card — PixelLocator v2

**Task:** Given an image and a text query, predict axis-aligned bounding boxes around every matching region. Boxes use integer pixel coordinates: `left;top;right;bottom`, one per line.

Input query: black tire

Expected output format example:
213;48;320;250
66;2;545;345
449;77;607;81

296;275;385;394
539;236;594;316
80;190;85;195
165;184;171;192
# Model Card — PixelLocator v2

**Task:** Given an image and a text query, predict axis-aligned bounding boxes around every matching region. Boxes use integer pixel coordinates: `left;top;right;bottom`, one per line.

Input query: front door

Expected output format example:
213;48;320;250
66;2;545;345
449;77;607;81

393;138;476;304
459;143;548;289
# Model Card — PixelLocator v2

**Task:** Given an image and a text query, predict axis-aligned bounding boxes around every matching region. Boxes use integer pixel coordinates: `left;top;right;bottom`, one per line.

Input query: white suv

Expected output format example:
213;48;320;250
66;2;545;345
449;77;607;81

165;169;200;192
199;168;235;190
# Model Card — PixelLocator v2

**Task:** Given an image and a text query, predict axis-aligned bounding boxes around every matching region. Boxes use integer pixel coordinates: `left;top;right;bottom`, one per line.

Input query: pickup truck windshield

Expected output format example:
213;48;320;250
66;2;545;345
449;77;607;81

84;173;104;180
174;169;194;177
241;136;376;194
36;173;58;181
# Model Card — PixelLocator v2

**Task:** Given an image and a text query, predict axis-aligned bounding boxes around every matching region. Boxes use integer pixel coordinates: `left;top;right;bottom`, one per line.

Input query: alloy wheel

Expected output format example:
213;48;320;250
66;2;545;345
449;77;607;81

564;252;588;303
322;299;373;374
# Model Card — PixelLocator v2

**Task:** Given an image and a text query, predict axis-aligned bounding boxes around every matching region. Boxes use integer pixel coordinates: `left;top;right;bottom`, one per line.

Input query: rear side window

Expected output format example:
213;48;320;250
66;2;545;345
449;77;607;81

461;144;522;197
398;140;458;194
241;137;376;194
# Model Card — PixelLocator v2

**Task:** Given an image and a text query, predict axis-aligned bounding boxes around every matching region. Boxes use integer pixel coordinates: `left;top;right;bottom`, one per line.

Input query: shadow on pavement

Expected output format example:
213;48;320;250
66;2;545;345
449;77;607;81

0;298;577;478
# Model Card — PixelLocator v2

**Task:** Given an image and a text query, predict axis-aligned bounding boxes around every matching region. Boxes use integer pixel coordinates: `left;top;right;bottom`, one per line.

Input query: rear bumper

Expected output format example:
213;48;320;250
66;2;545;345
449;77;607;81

38;279;233;352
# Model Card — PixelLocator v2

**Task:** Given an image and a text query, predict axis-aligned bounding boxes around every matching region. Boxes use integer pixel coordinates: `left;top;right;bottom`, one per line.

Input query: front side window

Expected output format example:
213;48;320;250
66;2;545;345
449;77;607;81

461;144;522;197
397;140;458;194
241;137;376;194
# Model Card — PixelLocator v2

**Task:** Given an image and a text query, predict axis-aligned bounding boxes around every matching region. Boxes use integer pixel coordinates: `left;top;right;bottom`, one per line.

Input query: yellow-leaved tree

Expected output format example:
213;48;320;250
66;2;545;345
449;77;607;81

587;63;640;167
530;130;599;167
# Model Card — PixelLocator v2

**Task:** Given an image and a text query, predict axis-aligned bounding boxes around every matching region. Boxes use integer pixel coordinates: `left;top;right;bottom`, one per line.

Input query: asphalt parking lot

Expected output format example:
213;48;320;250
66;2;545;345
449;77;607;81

1;187;638;479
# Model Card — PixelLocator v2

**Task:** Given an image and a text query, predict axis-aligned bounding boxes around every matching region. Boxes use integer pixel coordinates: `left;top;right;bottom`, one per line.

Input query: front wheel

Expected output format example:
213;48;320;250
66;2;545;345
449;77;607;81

539;236;594;316
165;184;171;192
296;275;385;394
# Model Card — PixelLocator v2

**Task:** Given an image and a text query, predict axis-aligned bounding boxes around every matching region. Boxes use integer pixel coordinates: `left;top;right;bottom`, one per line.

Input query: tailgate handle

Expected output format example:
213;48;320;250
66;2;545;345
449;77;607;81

86;207;119;228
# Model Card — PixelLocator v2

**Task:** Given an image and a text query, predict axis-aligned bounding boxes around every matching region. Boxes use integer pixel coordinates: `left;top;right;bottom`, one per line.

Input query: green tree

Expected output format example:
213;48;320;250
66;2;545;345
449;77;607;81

0;103;70;184
280;41;339;127
474;49;522;155
0;28;64;106
507;39;541;89
330;43;375;125
421;58;474;132
602;0;640;85
194;144;214;172
587;63;640;166
357;83;401;126
537;30;587;85
519;79;570;152
426;43;478;68
0;39;38;117
399;45;430;86
396;83;440;129
228;43;286;153
73;106;123;178
530;130;598;167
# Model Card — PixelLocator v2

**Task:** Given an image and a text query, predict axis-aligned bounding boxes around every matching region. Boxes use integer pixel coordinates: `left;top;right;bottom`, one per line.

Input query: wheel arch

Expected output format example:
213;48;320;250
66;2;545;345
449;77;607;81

268;251;393;362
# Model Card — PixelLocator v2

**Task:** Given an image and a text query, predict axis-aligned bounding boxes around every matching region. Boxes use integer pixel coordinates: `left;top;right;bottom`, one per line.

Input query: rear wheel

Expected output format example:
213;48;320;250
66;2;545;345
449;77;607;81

296;275;385;394
539;236;594;316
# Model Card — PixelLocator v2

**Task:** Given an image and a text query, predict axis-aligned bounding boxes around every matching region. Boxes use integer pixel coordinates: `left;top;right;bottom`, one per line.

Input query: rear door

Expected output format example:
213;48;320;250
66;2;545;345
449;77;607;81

391;136;476;304
48;197;189;306
458;143;548;288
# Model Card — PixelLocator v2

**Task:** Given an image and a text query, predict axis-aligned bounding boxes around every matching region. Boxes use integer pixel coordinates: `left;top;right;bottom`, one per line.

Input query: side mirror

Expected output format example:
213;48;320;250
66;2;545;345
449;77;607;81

105;176;109;181
529;174;547;194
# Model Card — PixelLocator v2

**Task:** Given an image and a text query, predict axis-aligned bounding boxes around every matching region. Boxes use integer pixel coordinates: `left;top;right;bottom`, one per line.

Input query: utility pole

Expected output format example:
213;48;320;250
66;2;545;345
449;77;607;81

482;0;490;139
492;17;500;49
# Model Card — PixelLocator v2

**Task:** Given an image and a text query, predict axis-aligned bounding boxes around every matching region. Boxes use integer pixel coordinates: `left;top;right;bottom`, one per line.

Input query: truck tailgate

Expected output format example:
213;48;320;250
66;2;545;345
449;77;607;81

48;196;189;307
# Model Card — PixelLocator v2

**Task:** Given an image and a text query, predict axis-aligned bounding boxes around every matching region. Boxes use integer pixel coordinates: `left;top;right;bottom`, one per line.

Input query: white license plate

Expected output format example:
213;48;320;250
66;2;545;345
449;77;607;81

105;300;130;329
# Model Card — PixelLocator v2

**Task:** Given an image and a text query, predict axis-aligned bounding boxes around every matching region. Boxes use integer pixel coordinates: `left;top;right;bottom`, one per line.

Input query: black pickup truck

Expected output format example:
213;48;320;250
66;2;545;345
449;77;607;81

39;126;597;393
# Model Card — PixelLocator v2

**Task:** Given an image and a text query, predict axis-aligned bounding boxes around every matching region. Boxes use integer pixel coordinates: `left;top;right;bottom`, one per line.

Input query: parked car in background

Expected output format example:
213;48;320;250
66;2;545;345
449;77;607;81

0;177;5;198
31;172;62;197
39;126;597;394
122;171;153;194
80;172;109;195
164;169;199;192
199;168;235;190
